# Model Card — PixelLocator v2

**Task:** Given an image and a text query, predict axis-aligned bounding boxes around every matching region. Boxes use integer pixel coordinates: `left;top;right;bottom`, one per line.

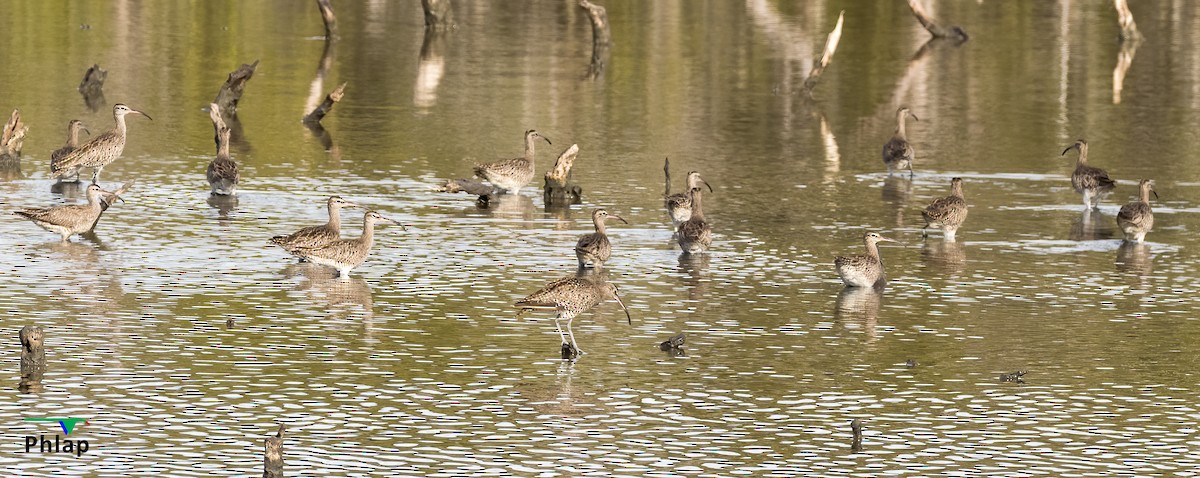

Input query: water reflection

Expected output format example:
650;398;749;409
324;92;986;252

207;194;238;220
50;180;83;197
1113;39;1139;104
287;263;375;322
881;176;913;226
481;194;535;224
1069;209;1114;241
1115;241;1151;275
414;29;446;110
834;286;881;343
676;252;710;301
920;238;966;276
304;37;341;156
0;160;20;181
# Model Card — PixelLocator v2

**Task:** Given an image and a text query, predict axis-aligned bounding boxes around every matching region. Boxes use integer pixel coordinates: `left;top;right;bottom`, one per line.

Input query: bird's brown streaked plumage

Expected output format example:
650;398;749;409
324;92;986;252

206;124;238;195
921;177;968;240
882;107;918;176
294;210;398;278
50;103;151;184
269;196;360;257
514;275;631;356
14;183;123;241
1117;178;1156;243
835;232;899;288
50;120;89;182
663;158;713;227
473;129;550;194
676;187;712;254
575;208;628;268
1061;139;1116;210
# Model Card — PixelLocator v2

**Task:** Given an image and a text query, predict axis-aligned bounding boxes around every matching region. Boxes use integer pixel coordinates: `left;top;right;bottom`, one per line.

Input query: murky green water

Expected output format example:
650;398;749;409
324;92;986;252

2;0;1200;475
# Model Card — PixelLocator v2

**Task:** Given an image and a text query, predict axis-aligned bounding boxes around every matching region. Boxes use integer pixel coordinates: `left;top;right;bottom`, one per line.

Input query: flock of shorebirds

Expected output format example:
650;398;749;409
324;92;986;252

6;99;1158;358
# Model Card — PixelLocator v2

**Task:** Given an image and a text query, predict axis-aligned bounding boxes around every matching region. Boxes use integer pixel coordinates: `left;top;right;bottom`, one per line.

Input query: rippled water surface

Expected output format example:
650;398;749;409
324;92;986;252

2;1;1200;476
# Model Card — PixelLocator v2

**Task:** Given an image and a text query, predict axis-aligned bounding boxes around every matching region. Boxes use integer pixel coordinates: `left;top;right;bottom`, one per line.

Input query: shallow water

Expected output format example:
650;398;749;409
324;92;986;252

1;0;1200;476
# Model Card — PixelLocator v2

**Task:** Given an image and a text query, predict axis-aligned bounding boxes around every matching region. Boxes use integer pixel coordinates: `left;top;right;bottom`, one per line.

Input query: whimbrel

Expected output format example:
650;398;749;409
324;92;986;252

514;275;631;357
206;123;238;195
575;208;628;268
663;158;713;227
1116;178;1156;243
921;177;968;240
835;232;900;288
14;183;123;241
882;107;918;177
294;210;398;278
676;187;712;254
473;129;550;194
50;103;151;184
1061;139;1116;210
269;196;360;259
49;120;89;182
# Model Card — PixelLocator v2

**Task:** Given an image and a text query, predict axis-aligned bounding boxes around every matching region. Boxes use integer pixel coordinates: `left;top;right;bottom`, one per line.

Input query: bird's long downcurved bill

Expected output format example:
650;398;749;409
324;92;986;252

880;236;905;247
701;178;714;193
379;215;408;231
542;136;553;145
909;112;920;122
612;214;630;225
101;188;125;204
133;109;153;121
1061;143;1078;156
612;291;632;325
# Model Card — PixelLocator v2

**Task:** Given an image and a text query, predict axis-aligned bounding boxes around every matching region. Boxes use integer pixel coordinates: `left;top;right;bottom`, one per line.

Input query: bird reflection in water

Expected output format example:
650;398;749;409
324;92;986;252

480;194;535;225
286;263;375;323
414;28;446;111
677;252;710;302
834;286;881;343
42;241;129;312
920;239;966;276
1069;209;1115;241
1115;241;1152;276
881;175;913;227
207;194;238;221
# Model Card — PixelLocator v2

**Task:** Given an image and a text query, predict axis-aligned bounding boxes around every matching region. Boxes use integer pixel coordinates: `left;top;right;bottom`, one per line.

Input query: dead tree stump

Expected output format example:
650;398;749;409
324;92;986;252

316;0;338;40
544;143;583;206
78;64;108;113
1114;0;1142;42
303;82;346;124
579;0;611;78
19;325;46;393
263;424;285;478
850;418;863;452
0;108;27;179
213;60;260;117
906;0;968;41
422;0;453;30
803;11;844;95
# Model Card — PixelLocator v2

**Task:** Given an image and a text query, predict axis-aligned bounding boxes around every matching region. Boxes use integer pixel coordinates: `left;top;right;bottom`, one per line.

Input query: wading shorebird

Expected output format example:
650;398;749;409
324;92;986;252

1061;139;1116;210
921;177;968;240
663;158;713;227
14;183;124;241
49;120;89;182
207;123;238;196
269;196;361;259
1116;178;1156;243
515;275;631;358
676;187;712;254
294;210;399;279
883;107;918;177
575;208;628;268
473;129;551;194
835;232;900;288
50;103;151;184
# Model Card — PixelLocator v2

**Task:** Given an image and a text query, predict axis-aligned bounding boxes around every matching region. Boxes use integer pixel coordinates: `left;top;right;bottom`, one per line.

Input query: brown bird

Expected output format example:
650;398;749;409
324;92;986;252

575;208;628;268
882;107;918;177
294;210;398;279
1116;178;1156;243
921;177;968;240
49;120;89;182
269;196;360;259
50;103;151;184
663;158;713;227
515;275;631;357
1061;139;1117;210
206;124;238;195
473;129;551;194
677;187;712;254
14;183;124;241
835;232;900;288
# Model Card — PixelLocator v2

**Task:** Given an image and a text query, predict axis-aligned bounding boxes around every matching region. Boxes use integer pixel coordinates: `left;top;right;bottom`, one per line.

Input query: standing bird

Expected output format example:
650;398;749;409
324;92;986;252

269;196;361;259
294;210;399;279
663;158;713;227
882;107;918;177
921;177;968;240
575;208;628;268
473;129;551;194
49;120;89;182
835;232;900;288
1116;179;1156;243
676;187;712;254
14;183;124;241
50;103;151;184
206;124;238;195
1061;139;1116;210
514;275;631;357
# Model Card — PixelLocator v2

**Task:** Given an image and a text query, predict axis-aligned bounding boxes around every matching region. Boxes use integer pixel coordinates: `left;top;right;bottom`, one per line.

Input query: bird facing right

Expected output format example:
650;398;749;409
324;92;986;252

921;177;968;240
473;129;551;194
835;232;900;288
1117;178;1156;243
575;208;628;268
882;107;918;177
294;210;399;279
14;183;124;241
1061;139;1117;210
269;196;360;259
662;158;713;227
514;275;631;357
50;103;151;184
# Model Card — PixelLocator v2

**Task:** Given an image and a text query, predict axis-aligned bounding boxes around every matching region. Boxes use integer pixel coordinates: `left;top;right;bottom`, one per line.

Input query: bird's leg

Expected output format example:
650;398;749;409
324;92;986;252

91;166;103;185
907;162;914;178
921;224;930;239
565;317;583;355
553;314;568;345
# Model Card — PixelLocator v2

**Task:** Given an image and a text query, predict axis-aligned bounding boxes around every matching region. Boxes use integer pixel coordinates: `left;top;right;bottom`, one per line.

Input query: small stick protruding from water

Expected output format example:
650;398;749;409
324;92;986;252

303;82;347;124
19;326;46;394
1114;0;1141;42
850;418;863;452
316;0;338;40
803;11;844;94
263;423;285;478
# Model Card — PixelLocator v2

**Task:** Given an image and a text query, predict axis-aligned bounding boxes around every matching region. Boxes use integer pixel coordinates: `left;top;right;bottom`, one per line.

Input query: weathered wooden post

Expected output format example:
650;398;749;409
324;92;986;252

543;143;583;207
850;418;863;452
421;0;453;30
303;83;346;125
906;0;968;41
803;11;844;95
0;108;27;180
19;326;46;393
579;0;611;78
213;60;259;118
316;0;338;40
263;424;284;478
1114;0;1141;42
78;64;107;112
